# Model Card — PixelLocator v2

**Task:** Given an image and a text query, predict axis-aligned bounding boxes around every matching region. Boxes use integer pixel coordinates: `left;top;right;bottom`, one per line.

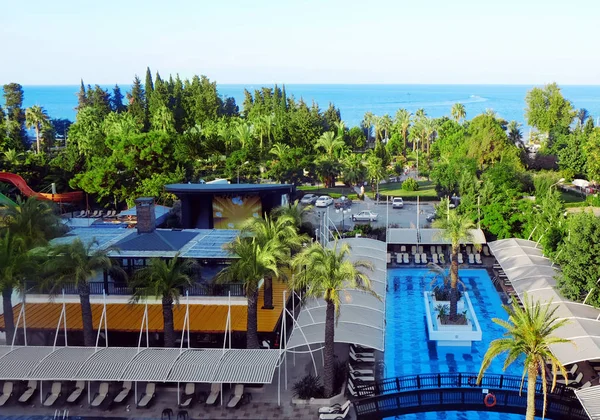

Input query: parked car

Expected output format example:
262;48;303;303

300;193;318;205
334;196;352;209
352;210;378;222
426;213;436;222
392;197;404;209
315;195;334;207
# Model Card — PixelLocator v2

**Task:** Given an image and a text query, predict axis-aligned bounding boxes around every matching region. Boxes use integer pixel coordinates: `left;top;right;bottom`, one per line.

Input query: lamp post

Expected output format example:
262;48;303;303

336;208;350;237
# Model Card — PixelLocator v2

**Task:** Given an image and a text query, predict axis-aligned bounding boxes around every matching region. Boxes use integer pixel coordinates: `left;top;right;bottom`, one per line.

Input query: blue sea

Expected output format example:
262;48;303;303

21;84;600;129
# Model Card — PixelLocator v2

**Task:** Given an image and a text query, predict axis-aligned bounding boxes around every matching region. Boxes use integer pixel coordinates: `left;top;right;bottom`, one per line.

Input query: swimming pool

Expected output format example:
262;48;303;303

384;268;532;420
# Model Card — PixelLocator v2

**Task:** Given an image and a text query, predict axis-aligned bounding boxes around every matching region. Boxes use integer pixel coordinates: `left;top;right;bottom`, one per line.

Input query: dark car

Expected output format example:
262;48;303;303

334;196;352;209
426;213;436;222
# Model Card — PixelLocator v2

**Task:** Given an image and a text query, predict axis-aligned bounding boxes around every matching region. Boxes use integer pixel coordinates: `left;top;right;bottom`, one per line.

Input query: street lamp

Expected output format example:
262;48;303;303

336;208;350;236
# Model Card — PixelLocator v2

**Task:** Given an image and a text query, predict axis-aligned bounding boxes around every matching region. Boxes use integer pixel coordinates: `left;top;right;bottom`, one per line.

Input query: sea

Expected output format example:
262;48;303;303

20;84;600;129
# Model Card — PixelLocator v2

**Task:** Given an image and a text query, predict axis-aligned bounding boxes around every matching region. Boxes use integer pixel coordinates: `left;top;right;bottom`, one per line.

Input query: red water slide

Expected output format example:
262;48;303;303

0;172;84;203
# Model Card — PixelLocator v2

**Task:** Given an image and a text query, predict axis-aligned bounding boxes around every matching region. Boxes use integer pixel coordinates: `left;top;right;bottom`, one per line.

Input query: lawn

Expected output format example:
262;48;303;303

297;185;359;199
366;180;439;201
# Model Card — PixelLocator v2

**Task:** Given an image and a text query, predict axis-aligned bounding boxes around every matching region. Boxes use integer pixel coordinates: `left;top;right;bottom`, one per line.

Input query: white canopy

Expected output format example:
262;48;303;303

286;238;387;351
489;239;600;366
0;346;281;384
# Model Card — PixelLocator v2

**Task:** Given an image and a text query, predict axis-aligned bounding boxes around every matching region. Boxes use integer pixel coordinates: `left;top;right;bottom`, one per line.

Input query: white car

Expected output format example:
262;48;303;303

315;195;334;207
392;197;404;209
352;210;378;222
300;193;318;205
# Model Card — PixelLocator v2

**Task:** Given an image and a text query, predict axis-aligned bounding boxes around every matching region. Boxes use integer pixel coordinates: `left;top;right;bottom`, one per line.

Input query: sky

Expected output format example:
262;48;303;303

1;0;599;85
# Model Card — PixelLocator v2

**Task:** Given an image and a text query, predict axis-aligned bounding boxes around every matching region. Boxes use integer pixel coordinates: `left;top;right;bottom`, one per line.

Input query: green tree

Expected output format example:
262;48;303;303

433;211;477;318
584;128;600;182
76;80;88;111
3;197;61;249
362;111;375;141
315;131;345;160
525;83;575;141
44;238;117;346
451;103;466;123
3;83;26;150
366;154;385;194
291;241;376;397
130;256;195;347
127;76;147;130
477;294;571;420
216;237;282;349
342;153;366;186
394;109;412;150
25;105;50;154
507;120;523;144
111;84;126;113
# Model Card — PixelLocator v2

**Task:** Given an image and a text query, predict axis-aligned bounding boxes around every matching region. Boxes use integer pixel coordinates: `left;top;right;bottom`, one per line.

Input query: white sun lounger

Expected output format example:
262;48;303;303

432;254;439;264
18;380;37;403
350;371;375;382
348;365;374;376
350;347;374;358
320;402;351;419
458;253;464;264
468;254;475;264
179;383;195;408
43;382;62;407
66;381;85;403
437;245;443;254
421;253;427;264
387;253;391;264
112;381;132;404
475;253;482;264
205;383;220;405
439;254;445;264
430;246;436;254
403;253;409;264
0;382;13;406
483;245;490;256
400;246;406;252
227;384;244;408
350;352;375;364
91;382;109;407
319;400;351;414
411;245;417;255
415;253;421;264
346;381;373;397
418;246;424;254
137;383;155;408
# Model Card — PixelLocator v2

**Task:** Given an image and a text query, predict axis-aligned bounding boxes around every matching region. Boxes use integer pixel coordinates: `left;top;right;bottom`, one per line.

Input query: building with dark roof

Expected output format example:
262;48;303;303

165;183;295;229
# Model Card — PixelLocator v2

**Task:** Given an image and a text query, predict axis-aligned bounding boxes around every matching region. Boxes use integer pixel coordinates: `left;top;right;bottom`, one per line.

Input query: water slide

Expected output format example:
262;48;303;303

0;172;84;203
0;192;15;206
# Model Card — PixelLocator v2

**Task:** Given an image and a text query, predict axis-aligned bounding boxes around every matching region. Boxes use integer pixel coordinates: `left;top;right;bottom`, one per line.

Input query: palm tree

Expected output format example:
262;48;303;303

380;114;393;140
508;120;523;144
451;103;466;123
432;211;477;319
235;122;254;149
315;131;344;160
25;105;50;154
415;108;426;119
216;237;282;349
3;197;61;250
362;112;375;142
44;238;117;346
2;149;24;169
423;118;437;155
269;143;291;161
291;241;377;397
333;120;346;139
342;153;366;186
576;108;589;129
130;256;195;347
240;214;306;309
272;200;312;230
366;154;385;195
394;109;412;150
477;294;572;420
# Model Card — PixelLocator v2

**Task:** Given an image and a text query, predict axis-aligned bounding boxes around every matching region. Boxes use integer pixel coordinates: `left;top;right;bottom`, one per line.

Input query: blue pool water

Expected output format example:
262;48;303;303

384;268;530;420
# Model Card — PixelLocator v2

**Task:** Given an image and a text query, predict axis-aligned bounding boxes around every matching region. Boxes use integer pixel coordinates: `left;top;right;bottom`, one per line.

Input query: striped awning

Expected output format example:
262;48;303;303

575;386;600;420
0;346;282;384
286;238;387;352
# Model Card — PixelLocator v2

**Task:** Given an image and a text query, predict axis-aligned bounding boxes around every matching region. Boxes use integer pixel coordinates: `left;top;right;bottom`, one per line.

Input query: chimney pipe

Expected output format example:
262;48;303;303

135;197;156;234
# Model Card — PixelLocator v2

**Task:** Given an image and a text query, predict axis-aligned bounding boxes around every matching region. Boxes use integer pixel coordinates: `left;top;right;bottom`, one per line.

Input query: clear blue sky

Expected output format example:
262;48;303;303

1;0;598;85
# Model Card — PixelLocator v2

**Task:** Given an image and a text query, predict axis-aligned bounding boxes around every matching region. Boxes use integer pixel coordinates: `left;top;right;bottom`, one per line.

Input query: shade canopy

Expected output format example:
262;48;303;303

286;238;386;352
575;386;600;420
489;238;600;366
0;346;281;384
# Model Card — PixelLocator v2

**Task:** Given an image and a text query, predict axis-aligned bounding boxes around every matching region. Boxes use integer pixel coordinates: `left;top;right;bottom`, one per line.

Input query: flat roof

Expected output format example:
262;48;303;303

165;183;293;194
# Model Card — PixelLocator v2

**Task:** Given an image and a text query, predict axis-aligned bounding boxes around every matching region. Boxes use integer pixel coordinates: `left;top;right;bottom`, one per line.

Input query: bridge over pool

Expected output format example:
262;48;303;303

352;373;588;419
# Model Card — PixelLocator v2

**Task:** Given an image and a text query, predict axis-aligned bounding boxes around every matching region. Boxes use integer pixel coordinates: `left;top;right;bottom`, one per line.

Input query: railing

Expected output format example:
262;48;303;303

352;373;586;420
25;282;245;297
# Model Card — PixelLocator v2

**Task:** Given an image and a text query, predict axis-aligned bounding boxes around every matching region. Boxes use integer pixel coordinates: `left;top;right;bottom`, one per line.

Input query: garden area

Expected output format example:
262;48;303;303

366;180;438;201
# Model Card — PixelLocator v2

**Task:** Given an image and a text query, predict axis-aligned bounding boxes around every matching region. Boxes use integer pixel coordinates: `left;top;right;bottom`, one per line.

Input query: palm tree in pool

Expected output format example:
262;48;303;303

130;255;196;347
240;214;307;309
477;294;572;420
44;238;119;346
432;210;478;319
291;241;377;397
25;105;50;154
451;103;466;123
216;236;282;349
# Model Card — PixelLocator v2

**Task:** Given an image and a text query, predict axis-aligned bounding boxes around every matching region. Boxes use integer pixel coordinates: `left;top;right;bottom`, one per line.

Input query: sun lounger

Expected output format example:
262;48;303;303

483;245;490;256
387;253;391;264
350;371;375;382
418;246;424;254
319;400;351;414
414;253;421;264
457;253;463;264
475;253;482;264
350;347;374;359
421;253;427;264
430;246;436;254
91;382;109;407
432;254;439;264
77;210;86;218
18;380;37;403
557;372;583;386
43;382;62;407
179;383;195;408
112;381;131;404
439;254;445;264
346;381;374;397
350;352;375;364
320;402;351;420
349;365;374;376
556;364;579;378
403;253;409;264
437;246;443;254
400;246;406;252
0;382;13;406
581;381;592;389
468;254;475;264
227;384;244;409
205;383;220;406
466;245;472;254
66;381;85;403
411;245;417;255
137;383;155;408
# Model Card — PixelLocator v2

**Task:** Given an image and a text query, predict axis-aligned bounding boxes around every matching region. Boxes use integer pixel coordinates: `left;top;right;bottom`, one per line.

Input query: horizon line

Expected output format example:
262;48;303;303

12;82;600;87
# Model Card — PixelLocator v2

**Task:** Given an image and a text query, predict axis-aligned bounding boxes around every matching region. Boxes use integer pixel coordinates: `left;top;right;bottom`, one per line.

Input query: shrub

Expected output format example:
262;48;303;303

402;178;419;191
293;374;324;399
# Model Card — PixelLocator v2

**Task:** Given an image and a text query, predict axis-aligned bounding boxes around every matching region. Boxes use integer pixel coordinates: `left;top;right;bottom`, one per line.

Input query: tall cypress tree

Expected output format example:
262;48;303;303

89;85;111;117
127;76;147;130
76;79;88;111
111;84;126;113
145;67;154;95
3;83;26;150
0;105;6;147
